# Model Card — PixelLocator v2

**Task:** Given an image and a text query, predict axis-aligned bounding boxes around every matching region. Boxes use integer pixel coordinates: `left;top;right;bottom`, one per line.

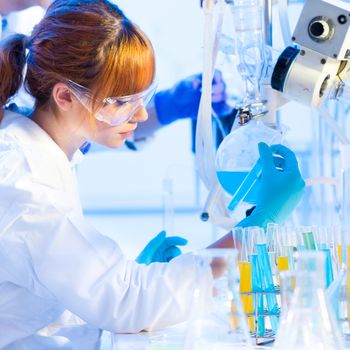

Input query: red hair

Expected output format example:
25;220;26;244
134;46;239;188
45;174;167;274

0;0;155;111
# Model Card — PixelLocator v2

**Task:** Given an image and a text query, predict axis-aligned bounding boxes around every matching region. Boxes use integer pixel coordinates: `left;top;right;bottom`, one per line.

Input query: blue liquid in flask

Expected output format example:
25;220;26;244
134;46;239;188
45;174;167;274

217;170;259;205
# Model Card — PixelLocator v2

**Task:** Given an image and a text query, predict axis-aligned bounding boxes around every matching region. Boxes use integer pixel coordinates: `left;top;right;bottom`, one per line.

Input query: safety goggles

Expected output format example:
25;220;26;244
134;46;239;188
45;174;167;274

66;79;158;126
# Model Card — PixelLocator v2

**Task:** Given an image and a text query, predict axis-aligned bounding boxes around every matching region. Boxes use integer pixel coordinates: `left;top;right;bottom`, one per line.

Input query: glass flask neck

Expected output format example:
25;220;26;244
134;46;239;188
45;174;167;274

293;251;326;306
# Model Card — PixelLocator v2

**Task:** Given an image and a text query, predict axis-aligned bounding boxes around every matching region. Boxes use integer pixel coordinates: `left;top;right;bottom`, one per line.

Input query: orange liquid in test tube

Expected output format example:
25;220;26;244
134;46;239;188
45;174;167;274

277;256;289;308
336;245;350;268
277;256;289;274
239;261;254;332
337;245;342;267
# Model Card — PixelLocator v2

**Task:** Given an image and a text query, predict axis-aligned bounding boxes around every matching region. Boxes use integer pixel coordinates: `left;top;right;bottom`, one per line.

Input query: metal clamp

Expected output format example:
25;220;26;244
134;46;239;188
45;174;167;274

237;101;268;125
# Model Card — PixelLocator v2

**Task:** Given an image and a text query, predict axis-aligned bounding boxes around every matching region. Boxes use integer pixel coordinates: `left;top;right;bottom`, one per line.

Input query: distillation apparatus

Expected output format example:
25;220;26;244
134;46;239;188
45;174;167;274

196;0;272;229
195;1;350;344
196;0;350;230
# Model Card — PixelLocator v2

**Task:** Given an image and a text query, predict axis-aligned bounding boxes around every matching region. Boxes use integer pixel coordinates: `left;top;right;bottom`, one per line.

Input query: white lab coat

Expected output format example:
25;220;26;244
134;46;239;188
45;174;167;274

0;111;212;349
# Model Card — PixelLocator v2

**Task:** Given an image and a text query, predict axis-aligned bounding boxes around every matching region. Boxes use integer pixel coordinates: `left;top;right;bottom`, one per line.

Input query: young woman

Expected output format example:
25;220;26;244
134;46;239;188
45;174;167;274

0;0;305;349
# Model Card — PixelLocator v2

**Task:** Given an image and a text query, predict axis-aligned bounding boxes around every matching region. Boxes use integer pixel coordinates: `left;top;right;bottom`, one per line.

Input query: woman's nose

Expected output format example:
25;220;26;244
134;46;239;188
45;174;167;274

130;107;148;123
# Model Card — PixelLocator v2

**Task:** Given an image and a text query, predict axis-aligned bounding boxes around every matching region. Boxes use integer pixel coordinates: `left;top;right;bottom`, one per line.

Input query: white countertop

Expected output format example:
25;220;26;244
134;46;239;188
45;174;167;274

101;324;273;350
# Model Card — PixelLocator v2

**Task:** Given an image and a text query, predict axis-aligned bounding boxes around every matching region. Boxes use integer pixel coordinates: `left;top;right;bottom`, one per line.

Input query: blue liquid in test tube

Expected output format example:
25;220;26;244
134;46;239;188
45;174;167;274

256;243;279;334
321;248;334;288
251;254;265;336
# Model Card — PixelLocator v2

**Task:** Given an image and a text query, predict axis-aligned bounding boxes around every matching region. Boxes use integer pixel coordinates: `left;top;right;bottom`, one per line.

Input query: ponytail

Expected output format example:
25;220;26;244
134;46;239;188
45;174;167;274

0;34;27;108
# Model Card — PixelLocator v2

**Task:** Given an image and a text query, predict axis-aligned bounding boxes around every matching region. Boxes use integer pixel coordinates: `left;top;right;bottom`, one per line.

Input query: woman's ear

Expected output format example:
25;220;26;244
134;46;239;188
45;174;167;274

52;82;74;112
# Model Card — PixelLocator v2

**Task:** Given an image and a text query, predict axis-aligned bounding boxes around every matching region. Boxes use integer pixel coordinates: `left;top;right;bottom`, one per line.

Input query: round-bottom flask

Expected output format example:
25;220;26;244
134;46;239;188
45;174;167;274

216;120;286;208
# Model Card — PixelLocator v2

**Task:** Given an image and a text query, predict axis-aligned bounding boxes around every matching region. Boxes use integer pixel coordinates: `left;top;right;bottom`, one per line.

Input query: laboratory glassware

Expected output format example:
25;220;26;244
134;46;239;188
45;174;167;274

326;228;350;340
184;248;253;350
233;227;255;332
162;178;174;236
253;228;279;334
274;251;345;350
279;270;295;316
230;0;265;105
216;119;286;212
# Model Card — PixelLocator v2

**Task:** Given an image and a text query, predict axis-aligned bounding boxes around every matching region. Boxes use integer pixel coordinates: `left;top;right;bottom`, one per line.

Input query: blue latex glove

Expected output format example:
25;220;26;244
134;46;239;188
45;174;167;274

236;142;305;228
154;70;231;125
136;231;188;265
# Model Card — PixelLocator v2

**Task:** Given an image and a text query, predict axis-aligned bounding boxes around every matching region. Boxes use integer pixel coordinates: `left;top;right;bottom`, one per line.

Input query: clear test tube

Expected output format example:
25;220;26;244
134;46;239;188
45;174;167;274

331;226;343;273
266;227;278;280
338;144;350;317
162;178;174;236
294;226;304;252
340;144;350;234
227;160;262;212
274;227;289;280
279;270;296;316
266;223;279;254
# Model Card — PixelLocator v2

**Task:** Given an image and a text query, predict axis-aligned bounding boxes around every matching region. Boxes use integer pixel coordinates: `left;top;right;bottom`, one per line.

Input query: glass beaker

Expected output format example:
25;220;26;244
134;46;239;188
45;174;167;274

274;251;344;350
184;248;253;350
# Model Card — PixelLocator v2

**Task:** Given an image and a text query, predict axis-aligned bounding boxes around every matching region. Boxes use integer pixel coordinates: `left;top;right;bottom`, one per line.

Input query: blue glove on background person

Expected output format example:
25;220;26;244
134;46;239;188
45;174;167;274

154;70;231;125
136;231;188;265
236;142;305;228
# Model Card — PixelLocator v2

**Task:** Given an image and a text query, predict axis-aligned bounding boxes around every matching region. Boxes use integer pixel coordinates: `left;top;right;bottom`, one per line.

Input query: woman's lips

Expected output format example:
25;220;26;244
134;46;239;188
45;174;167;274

120;130;134;138
114;123;137;138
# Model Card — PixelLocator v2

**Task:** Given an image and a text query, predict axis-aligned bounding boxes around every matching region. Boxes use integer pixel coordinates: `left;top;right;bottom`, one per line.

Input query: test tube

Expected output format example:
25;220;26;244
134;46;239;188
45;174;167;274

321;248;334;288
286;246;295;271
247;227;265;337
256;242;279;333
162;178;174;236
252;227;279;334
251;253;265;336
277;256;289;274
235;228;255;332
227;160;262;211
239;261;255;332
302;230;317;251
279;271;296;316
227;142;285;212
278;226;295;270
274;225;290;284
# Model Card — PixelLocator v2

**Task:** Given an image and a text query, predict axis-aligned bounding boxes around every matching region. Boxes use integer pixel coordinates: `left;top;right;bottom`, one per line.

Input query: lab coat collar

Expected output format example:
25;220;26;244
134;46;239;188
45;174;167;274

3;113;85;201
6;114;84;168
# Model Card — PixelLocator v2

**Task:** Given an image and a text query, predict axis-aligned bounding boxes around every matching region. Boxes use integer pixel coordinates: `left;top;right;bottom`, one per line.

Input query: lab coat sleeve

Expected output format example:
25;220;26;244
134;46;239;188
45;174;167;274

14;194;213;333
